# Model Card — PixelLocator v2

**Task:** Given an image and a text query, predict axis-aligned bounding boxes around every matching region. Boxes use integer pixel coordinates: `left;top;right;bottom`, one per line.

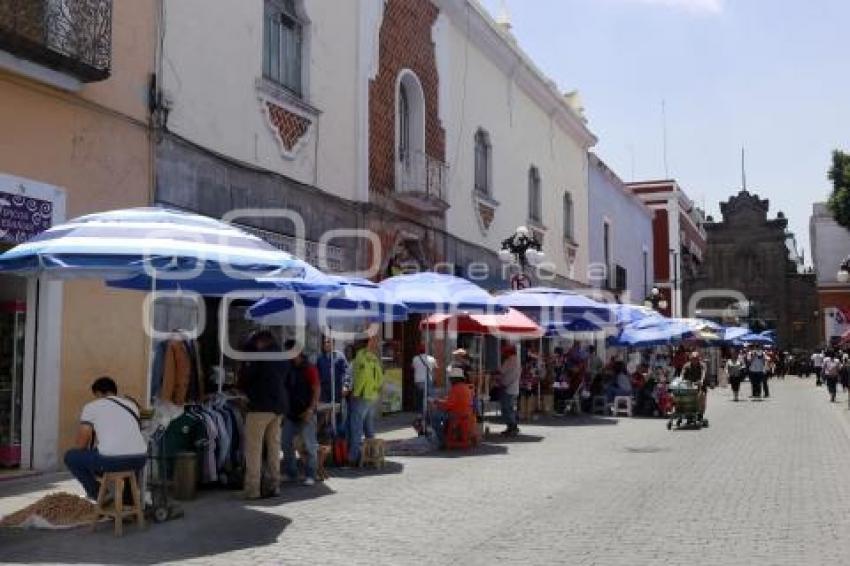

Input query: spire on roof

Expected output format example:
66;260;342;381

496;0;513;34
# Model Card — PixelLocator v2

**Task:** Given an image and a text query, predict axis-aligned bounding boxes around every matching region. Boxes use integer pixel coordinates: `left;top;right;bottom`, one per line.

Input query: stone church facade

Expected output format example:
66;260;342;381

686;190;819;350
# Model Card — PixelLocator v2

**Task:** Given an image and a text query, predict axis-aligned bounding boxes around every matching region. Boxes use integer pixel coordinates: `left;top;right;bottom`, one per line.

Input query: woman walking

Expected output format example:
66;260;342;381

727;352;745;402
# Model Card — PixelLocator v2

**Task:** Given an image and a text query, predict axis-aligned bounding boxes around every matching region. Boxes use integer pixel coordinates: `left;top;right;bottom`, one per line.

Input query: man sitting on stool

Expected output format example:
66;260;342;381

429;367;474;448
64;377;147;501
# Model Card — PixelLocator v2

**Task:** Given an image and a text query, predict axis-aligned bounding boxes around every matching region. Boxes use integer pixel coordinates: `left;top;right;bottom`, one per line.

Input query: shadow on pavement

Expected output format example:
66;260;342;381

324;460;405;479
398;443;509;458
522;415;621;427
0;497;291;565
483;433;544;444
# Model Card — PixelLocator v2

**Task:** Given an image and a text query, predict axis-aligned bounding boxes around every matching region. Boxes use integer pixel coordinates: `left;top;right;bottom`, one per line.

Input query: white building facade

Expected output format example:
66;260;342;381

156;0;594;288
587;154;654;303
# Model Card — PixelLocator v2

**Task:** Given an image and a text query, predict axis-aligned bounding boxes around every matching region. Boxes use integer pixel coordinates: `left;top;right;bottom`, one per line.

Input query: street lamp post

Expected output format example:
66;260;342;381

499;225;545;290
643;287;669;313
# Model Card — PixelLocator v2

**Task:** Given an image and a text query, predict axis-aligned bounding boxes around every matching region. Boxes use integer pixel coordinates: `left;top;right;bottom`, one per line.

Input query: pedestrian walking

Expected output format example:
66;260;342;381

812;350;825;385
823;352;841;403
727;352;745;402
747;347;766;399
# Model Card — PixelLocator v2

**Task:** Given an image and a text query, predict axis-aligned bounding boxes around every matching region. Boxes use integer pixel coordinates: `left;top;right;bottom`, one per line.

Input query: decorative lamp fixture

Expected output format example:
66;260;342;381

499;225;544;271
644;287;668;312
838;255;850;283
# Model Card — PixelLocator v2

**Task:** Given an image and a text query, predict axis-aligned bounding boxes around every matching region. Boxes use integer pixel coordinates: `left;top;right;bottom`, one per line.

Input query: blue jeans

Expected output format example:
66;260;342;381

430;410;449;447
64;449;147;500
501;393;518;430
348;396;377;463
282;413;318;480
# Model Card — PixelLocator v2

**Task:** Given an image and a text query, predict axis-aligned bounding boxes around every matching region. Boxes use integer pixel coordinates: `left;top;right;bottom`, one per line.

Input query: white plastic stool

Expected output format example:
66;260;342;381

613;396;633;417
591;396;607;415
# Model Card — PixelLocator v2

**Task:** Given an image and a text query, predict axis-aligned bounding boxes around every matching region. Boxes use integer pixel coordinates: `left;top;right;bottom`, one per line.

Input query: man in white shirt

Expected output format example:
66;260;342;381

812;350;825;384
411;343;437;415
63;377;147;500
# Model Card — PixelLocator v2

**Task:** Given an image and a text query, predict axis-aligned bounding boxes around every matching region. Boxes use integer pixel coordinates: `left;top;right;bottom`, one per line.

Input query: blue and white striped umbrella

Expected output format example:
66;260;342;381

379;272;505;314
247;276;409;325
496;287;613;324
0;207;336;293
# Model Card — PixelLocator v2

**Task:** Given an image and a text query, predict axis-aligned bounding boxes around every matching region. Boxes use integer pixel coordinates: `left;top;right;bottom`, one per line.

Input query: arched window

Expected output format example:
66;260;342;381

395;71;426;191
528;166;542;223
563;192;574;240
474;129;492;196
263;0;306;97
398;82;410;164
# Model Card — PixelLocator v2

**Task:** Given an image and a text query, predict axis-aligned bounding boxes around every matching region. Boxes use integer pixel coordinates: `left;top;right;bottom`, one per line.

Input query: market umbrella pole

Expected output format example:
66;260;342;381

330;329;336;434
424;324;430;420
145;270;157;407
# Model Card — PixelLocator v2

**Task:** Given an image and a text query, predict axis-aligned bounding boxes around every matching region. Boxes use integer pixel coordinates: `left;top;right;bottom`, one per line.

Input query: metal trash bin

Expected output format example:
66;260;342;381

172;451;198;501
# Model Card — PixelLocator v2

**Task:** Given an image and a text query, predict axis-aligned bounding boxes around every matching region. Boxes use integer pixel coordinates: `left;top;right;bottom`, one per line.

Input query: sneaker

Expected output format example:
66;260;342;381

282;475;298;484
303;477;316;487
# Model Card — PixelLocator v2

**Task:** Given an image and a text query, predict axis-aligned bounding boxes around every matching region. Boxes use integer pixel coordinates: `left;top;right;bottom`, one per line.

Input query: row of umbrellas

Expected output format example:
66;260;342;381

0;207;775;347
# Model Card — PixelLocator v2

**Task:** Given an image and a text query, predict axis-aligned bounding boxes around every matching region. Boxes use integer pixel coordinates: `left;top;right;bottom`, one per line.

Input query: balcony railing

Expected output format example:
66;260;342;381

395;150;449;211
0;0;112;82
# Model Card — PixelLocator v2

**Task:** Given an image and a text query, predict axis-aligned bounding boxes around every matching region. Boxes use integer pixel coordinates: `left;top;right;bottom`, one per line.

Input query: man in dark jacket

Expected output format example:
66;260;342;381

282;342;321;485
238;331;289;499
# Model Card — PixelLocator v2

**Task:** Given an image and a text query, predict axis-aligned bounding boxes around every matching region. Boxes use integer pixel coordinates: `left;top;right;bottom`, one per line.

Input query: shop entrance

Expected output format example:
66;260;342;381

0;256;27;470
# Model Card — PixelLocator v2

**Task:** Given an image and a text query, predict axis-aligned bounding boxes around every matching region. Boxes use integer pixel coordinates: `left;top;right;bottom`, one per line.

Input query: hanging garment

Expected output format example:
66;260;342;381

161;340;193;405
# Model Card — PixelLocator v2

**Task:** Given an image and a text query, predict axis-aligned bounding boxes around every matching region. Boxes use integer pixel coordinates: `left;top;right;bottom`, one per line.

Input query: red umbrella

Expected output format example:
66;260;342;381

421;308;543;339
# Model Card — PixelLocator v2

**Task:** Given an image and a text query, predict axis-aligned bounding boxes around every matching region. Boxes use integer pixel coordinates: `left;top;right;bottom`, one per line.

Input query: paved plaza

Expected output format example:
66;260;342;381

3;378;850;565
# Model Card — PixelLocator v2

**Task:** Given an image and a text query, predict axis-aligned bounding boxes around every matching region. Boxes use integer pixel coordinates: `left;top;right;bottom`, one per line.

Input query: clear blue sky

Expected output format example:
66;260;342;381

480;0;848;262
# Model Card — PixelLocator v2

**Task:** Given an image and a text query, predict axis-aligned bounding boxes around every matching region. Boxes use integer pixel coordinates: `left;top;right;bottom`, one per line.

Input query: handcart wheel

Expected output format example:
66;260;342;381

153;505;170;523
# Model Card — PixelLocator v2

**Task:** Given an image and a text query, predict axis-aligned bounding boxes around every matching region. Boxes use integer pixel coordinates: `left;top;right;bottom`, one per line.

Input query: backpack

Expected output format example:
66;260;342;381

286;365;315;420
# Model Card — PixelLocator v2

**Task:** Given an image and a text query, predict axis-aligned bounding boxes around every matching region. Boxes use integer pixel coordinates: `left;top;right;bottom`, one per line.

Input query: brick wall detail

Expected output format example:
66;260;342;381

369;0;445;195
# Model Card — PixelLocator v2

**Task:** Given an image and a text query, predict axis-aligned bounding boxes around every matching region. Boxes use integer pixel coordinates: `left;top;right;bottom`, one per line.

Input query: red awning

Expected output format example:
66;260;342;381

421;308;543;338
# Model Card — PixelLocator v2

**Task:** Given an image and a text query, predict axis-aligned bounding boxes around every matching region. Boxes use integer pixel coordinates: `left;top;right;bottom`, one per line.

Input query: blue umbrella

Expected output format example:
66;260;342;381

247;276;408;325
544;318;603;337
495;287;612;323
737;333;775;345
611;319;697;348
379;272;505;313
0;207;339;293
608;304;662;326
720;327;750;343
0;207;341;398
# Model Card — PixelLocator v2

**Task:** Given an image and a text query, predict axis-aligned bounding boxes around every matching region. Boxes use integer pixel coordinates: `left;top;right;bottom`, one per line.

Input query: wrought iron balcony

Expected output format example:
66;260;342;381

394;150;449;212
0;0;112;82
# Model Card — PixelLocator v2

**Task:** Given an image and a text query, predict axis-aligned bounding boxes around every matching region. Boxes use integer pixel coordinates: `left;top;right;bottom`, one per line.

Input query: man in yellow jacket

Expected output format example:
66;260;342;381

348;335;384;464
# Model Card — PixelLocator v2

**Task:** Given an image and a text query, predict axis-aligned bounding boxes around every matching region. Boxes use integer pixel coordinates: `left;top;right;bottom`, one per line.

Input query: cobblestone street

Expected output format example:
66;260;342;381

4;378;850;565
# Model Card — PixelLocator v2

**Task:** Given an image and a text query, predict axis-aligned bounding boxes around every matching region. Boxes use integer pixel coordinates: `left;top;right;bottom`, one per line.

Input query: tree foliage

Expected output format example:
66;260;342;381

828;149;850;230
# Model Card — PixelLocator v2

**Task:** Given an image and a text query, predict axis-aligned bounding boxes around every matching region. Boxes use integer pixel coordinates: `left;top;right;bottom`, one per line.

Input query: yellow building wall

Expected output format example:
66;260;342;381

0;0;156;462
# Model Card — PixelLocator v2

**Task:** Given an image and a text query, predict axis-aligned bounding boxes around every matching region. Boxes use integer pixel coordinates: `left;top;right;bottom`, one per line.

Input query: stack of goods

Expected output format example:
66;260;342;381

0;492;96;529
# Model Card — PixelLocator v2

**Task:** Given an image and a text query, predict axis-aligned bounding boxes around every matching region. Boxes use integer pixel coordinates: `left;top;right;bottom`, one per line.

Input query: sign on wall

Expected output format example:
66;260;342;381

824;307;850;342
0;191;53;244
